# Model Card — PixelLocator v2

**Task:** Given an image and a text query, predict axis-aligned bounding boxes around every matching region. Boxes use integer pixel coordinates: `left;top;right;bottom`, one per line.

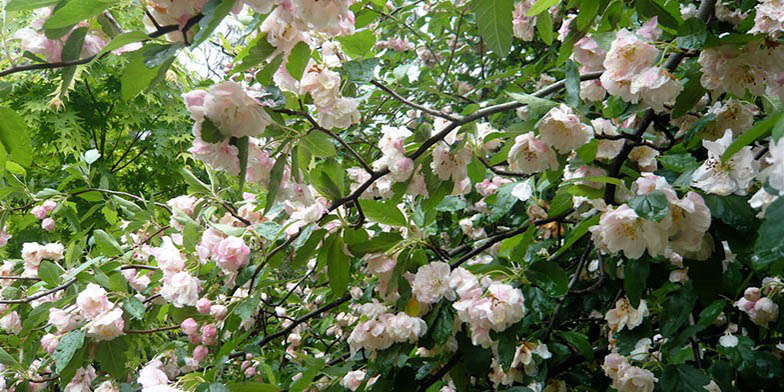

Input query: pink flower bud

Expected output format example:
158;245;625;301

42;200;57;213
189;333;202;345
41;218;55;232
196;298;212;314
744;287;761;302
41;333;59;354
193;345;209;362
245;353;253;360
31;205;46;220
241;360;251;371
201;324;218;346
210;305;228;321
181;318;199;336
244;367;256;377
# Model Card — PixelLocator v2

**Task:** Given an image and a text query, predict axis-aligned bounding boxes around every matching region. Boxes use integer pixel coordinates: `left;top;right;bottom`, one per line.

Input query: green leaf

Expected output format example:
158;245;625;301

564;60;580;107
558;331;594;360
5;0;58;11
96;337;128;379
754;197;784;271
661;364;711;392
491;328;517;371
348;232;402;255
526;261;568;296
233;33;276;75
636;0;680;29
121;47;164;101
553;214;599;258
193;0;237;47
472;0;514;57
0;347;18;367
94;229;123;257
38;260;61;287
286;42;312;81
201;118;226;143
181;168;211;194
527;0;559;16
43;0;119;30
325;234;350;297
123;296;145;320
703;195;756;232
256;53;284;85
94;31;149;61
301;131;337;158
628;190;669;222
672;76;706;119
661;286;696;337
536;12;553;45
575;0;600;30
722;112;783;162
343;58;380;83
54;330;85;373
263;156;287;215
677;18;708;49
624;259;650;308
431;304;454;346
0;107;34;167
659;153;697;173
224;383;280;392
359;199;407;227
289;357;325;392
505;92;558;119
336;30;376;59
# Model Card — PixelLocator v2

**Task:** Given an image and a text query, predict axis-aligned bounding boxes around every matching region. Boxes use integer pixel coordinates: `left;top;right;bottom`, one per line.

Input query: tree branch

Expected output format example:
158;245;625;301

370;80;459;122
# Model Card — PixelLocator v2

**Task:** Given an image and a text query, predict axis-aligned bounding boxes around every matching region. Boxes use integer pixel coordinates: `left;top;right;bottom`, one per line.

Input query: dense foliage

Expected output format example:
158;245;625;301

1;0;784;391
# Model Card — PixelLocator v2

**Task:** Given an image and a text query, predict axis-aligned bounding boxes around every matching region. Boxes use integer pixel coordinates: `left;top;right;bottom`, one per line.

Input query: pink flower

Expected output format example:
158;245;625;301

508;132;559;174
86;307;125;341
66;366;97;392
629;66;682;112
750;0;784;36
193;345;209;362
572;36;606;71
0;227;10;247
138;360;170;388
590;204;656;259
0;311;21;334
201;324;218;345
196;298;212;314
77;283;112;319
49;307;82;333
637;17;662;41
213;236;250;273
538;104;593;153
210;305;228;321
512;0;537;41
41;218;55;232
603;29;659;79
342;370;366;391
41;333;59;355
412;262;455;304
31;205;47;220
181;318;199;336
160;271;200;307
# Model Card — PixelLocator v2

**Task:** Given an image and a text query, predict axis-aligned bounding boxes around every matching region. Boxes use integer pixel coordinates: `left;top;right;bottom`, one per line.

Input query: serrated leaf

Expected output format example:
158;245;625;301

575;0;599;30
96;338;128;379
472;0;514;57
672;76;706;119
233;33;276;74
59;26;88;99
527;0;559;16
722;112;782;162
123;296;145;320
536;11;553;45
624;258;649;308
301;131;337;158
359;199;407;227
94;229;123;256
628;190;669;222
526;261;568;296
54;330;85;373
193;0;237;47
336;30;376;59
93;31;149;61
5;0;58;11
325;235;350;297
0;107;34;167
43;0;119;30
286;41;311;81
264;156;287;215
38;260;61;287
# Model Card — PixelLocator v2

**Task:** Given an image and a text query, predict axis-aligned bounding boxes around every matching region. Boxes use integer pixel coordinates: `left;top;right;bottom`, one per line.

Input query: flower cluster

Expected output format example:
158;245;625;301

602;353;657;392
76;284;125;341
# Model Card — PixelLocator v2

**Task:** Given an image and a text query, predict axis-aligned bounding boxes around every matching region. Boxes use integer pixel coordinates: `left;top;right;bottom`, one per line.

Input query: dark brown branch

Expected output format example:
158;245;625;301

125;325;179;334
0;279;76;304
255;294;351;348
370;80;459;121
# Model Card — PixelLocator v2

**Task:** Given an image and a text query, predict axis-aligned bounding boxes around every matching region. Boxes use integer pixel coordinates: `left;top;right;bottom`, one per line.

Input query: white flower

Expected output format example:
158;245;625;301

719;333;738;347
160;272;201;307
592;118;624;160
77;283;112;319
605;298;649;333
511;180;534;202
186;81;272;139
613;365;657;392
590;205;650;259
692;129;757;196
341;370;366;391
538;104;593;153
762;137;784;193
412;262;455;304
86;308;125;341
508;132;559;174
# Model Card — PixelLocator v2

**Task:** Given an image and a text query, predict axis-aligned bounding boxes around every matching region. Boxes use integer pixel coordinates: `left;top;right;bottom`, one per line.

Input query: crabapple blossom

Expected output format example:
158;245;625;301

512;0;537;41
606;298;649;334
507;132;559;174
692;130;757;196
41;218;55;232
212;236;250;273
0;311;21;335
341;370;366;391
76;283;112;319
160;271;201;307
411;262;456;304
750;0;784;36
86;307;125;341
537;104;592;153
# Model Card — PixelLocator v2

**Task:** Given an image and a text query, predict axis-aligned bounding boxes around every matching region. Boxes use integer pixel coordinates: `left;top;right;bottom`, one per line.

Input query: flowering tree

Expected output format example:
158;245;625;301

1;0;784;390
